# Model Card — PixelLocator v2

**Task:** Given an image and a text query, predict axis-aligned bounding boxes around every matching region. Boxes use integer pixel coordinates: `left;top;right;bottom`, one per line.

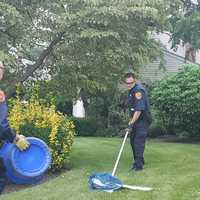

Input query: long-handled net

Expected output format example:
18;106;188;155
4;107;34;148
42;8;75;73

88;130;152;192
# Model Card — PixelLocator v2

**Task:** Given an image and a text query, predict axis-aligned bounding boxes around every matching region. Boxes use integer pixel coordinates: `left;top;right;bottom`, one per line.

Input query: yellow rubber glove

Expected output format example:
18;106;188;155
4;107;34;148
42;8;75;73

14;135;30;151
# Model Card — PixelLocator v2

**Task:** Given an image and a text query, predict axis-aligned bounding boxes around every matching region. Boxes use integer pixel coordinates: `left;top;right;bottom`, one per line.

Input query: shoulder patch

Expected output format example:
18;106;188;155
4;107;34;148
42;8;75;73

135;92;142;100
0;90;6;102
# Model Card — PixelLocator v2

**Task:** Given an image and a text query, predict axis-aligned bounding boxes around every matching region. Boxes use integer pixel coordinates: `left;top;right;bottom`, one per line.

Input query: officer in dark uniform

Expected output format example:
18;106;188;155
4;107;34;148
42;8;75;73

124;72;152;171
0;62;29;193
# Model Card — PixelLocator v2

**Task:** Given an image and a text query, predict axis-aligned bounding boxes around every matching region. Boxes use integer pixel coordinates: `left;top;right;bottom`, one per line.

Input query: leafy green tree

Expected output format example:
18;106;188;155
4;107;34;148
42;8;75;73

170;0;200;62
0;0;177;99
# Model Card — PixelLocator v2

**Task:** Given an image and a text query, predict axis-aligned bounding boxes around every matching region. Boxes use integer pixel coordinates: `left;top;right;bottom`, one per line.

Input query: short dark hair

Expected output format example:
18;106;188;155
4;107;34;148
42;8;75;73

124;72;136;80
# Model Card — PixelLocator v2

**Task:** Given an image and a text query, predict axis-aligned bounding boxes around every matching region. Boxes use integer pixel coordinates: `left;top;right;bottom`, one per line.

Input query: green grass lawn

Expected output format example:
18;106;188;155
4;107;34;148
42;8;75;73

1;137;200;200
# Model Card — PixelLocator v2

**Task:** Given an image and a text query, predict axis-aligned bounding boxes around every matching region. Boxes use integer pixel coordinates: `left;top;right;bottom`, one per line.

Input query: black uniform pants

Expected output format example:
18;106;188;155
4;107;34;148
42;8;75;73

0;158;6;194
130;126;147;169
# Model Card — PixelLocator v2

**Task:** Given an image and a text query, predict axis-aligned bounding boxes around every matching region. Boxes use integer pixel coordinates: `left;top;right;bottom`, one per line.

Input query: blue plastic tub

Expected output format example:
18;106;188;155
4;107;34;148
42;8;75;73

0;137;52;184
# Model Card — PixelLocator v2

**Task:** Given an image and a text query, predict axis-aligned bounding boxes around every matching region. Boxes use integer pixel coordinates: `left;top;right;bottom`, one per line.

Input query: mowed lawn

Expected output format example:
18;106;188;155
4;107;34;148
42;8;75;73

1;137;200;200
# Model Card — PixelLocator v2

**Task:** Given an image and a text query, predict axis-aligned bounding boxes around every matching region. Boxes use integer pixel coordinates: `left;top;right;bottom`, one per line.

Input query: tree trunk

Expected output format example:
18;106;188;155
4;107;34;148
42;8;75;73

185;42;196;63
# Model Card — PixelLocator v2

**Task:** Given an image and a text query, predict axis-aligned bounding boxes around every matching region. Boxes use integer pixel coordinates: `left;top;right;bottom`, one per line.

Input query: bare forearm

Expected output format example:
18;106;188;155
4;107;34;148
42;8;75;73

129;111;141;125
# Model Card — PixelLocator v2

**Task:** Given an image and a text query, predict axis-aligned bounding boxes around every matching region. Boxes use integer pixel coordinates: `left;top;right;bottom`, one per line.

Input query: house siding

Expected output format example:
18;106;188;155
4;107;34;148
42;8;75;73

140;50;193;83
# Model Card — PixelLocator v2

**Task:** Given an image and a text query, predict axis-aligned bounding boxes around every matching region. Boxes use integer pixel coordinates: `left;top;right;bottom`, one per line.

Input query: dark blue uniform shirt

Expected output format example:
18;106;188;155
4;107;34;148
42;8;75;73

0;91;15;142
127;83;151;127
0;102;9;129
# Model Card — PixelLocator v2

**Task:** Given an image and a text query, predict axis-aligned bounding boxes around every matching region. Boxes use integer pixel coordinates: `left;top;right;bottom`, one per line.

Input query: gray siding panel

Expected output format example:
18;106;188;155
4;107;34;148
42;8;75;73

140;50;191;83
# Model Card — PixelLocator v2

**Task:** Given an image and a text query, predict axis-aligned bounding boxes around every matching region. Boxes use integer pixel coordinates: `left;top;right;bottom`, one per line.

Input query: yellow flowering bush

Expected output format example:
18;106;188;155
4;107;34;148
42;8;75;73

9;97;75;171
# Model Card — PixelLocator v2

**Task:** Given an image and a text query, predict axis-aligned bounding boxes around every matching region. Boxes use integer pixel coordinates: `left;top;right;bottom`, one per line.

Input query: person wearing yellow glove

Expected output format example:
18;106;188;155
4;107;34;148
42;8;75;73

0;62;29;194
13;135;30;151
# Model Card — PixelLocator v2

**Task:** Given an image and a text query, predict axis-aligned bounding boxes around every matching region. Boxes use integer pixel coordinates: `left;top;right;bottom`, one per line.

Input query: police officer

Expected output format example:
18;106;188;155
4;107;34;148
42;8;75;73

124;72;152;171
0;62;29;193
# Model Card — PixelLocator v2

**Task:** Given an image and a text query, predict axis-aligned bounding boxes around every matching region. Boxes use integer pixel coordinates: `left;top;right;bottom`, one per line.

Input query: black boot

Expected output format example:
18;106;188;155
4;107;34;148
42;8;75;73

133;157;143;171
142;157;145;165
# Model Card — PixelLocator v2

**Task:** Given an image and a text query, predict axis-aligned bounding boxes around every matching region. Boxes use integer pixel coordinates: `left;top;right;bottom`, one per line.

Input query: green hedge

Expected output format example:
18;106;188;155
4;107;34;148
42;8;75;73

72;117;98;136
150;64;200;137
148;123;166;138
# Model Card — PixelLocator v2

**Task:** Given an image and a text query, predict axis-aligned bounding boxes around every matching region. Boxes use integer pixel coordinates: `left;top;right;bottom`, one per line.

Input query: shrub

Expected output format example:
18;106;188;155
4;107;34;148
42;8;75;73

9;97;75;171
150;64;200;137
72;117;97;136
148;124;166;138
106;90;129;135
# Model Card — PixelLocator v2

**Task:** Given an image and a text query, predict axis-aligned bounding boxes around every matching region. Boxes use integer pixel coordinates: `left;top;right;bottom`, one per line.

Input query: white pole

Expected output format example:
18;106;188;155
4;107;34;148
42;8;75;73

123;184;152;191
112;130;129;176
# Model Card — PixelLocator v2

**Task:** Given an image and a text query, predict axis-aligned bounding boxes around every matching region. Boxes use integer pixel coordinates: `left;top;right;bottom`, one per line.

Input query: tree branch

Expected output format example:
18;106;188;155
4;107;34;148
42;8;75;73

7;30;66;98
